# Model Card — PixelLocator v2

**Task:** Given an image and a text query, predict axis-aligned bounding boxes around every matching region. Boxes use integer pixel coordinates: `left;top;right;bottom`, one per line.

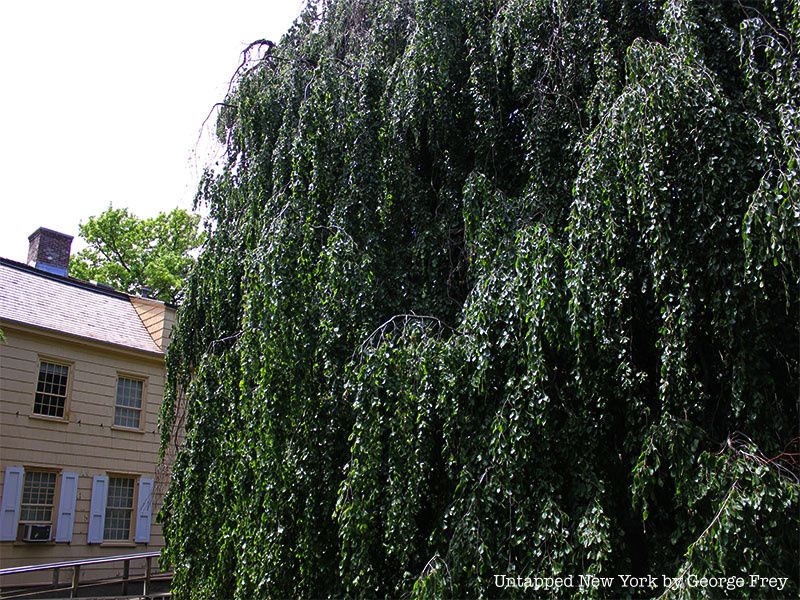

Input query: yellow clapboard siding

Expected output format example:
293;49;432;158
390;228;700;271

1;307;174;576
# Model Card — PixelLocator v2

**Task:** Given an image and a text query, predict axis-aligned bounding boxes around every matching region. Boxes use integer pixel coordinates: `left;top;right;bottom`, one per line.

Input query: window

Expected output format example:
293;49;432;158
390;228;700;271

20;471;57;524
103;476;135;541
33;360;70;418
0;468;78;543
114;377;144;429
87;475;152;544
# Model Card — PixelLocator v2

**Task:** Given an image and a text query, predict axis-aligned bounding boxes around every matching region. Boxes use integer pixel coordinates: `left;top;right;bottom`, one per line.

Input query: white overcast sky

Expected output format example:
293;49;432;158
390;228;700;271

0;0;304;263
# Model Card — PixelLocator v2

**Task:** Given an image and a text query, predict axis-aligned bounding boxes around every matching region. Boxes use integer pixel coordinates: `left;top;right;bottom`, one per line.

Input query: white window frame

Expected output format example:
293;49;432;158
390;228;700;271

112;373;147;432
31;356;73;421
18;469;59;528
102;475;137;542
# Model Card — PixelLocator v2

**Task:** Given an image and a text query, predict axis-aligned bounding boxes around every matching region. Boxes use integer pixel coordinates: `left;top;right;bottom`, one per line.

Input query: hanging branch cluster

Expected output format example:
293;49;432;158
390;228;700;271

159;1;799;598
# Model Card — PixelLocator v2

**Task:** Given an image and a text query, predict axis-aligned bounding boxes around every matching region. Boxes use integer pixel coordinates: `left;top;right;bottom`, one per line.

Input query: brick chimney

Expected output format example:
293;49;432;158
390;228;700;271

27;228;73;276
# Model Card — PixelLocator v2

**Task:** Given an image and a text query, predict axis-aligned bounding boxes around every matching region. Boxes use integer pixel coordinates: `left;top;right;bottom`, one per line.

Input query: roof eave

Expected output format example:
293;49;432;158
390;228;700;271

0;318;166;361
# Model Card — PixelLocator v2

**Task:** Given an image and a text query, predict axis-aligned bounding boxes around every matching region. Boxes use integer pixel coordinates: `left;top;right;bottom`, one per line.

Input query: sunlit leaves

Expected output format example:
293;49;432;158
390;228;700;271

70;206;204;303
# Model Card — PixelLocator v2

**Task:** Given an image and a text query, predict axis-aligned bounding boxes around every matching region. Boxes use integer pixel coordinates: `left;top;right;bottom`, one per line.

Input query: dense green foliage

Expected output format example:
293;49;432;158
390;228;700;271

160;0;799;597
70;206;204;303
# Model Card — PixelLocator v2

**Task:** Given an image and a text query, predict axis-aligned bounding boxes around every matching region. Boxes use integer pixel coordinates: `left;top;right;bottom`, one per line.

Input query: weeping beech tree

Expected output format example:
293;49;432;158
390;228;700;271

159;0;799;597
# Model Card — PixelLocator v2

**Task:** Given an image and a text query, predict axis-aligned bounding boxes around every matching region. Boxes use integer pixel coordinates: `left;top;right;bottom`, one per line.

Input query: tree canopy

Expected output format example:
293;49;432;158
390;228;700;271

69;206;204;303
160;0;799;598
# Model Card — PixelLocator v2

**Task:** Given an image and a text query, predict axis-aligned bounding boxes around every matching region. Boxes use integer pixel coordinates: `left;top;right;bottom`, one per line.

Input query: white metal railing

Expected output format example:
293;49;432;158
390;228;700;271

0;551;170;599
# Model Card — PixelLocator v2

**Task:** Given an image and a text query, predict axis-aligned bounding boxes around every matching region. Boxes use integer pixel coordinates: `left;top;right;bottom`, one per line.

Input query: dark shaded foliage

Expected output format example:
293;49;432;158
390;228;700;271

160;0;799;597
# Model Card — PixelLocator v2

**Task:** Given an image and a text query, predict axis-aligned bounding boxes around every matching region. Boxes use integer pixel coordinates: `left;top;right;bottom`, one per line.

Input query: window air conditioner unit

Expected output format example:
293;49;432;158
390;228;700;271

21;523;51;542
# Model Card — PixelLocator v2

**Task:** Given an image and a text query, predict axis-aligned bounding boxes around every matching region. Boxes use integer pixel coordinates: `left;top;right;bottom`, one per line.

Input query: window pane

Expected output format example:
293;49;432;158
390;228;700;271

103;477;135;540
20;471;56;523
33;361;69;418
115;407;140;429
114;378;143;428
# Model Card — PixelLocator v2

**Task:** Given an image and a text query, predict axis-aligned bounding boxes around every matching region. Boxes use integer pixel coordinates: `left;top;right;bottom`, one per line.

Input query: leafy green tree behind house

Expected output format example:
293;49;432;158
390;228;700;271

70;207;204;303
159;0;798;598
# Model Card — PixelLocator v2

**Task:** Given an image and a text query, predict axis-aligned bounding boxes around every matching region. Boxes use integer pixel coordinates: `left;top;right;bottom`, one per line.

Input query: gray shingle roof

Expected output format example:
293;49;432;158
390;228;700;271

0;259;163;355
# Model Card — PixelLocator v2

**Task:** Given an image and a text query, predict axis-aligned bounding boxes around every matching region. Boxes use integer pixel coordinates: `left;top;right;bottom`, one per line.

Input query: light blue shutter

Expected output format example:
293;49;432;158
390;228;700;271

55;472;78;542
87;476;108;544
0;466;24;541
134;477;154;543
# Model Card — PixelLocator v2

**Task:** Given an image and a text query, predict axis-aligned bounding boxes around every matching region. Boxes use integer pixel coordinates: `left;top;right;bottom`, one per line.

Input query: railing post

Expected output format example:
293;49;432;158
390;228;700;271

52;566;60;587
143;555;152;598
70;565;80;598
122;559;130;595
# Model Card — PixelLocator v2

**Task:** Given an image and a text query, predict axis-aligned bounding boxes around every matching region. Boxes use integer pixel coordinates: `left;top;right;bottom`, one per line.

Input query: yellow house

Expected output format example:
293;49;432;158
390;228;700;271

0;228;175;586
